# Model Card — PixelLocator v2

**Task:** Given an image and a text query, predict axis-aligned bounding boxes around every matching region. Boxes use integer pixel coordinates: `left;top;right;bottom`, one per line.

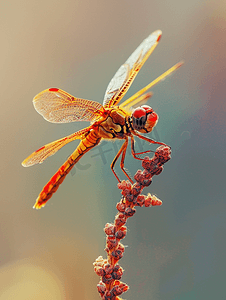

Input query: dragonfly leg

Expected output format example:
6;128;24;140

111;138;133;183
133;131;167;147
120;139;134;184
131;135;152;161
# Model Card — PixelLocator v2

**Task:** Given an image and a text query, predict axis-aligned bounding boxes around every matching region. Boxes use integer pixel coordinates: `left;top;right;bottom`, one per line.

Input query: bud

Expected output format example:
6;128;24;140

104;223;116;235
97;281;106;296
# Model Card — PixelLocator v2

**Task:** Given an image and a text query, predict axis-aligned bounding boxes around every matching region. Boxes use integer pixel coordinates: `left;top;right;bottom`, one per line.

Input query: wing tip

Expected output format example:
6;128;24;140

153;30;162;42
33;87;59;103
48;87;59;92
176;60;185;69
33;91;42;103
21;156;37;167
157;33;162;42
21;160;28;167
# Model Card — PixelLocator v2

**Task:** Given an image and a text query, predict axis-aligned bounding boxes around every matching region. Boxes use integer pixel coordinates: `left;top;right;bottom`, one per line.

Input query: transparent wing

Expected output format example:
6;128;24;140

103;30;162;107
121;92;153;110
121;61;184;108
22;127;91;167
33;88;103;123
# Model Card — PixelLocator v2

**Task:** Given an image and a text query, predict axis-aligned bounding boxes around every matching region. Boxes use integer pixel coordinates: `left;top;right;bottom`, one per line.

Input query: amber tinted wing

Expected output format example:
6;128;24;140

33;88;103;123
103;30;162;107
121;61;184;109
22;127;91;167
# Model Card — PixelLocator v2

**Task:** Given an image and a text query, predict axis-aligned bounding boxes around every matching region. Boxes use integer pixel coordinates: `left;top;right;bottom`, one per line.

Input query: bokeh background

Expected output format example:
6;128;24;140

1;0;225;299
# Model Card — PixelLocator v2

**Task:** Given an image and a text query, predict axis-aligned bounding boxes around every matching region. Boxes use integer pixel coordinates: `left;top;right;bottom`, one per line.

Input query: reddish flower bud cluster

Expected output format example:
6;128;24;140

104;222;126;264
97;280;129;298
94;146;171;299
94;256;128;299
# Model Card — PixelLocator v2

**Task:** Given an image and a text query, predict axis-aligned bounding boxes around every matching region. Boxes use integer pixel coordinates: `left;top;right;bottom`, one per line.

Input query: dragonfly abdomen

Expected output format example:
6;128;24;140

33;130;101;209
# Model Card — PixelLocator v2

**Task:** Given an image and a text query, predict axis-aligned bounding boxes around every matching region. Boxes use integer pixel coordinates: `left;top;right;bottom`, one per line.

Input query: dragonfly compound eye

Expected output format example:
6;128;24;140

132;105;159;133
141;105;153;114
132;107;147;131
145;107;159;132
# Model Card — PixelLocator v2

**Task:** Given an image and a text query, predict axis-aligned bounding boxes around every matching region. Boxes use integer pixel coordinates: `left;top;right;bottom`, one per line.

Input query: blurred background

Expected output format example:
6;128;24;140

0;0;225;299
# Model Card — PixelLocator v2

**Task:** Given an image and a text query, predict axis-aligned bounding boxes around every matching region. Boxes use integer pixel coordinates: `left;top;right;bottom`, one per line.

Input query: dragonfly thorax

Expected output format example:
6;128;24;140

132;105;158;133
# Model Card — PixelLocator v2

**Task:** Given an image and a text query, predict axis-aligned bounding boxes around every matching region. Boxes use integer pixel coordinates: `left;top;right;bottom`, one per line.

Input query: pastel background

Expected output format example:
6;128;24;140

1;0;225;299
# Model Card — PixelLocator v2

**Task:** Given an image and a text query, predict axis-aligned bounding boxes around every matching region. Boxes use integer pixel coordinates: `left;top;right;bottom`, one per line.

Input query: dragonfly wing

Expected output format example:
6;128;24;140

121;61;184;108
121;92;153;110
103;30;162;107
22;127;91;167
33;88;103;123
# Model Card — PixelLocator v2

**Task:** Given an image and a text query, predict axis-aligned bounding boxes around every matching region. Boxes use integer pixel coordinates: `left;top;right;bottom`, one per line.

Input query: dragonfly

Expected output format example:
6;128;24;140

22;30;183;209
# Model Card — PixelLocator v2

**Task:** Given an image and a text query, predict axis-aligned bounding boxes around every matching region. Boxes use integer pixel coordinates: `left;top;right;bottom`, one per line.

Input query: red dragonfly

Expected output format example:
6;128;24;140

22;30;183;209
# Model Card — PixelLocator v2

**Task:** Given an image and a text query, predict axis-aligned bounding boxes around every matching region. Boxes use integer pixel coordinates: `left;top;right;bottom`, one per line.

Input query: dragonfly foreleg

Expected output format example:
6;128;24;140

119;139;134;184
111;137;133;183
133;131;167;147
130;135;152;161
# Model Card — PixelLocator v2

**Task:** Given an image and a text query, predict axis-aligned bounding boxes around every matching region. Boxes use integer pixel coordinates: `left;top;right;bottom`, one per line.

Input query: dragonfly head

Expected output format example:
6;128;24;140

132;105;158;133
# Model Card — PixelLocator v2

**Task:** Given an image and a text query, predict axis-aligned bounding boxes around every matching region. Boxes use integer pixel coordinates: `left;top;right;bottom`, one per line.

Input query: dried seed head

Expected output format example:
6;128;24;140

124;207;136;217
116;201;126;212
104;223;116;235
135;195;145;206
115;214;127;226
115;227;127;240
97;281;106;296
